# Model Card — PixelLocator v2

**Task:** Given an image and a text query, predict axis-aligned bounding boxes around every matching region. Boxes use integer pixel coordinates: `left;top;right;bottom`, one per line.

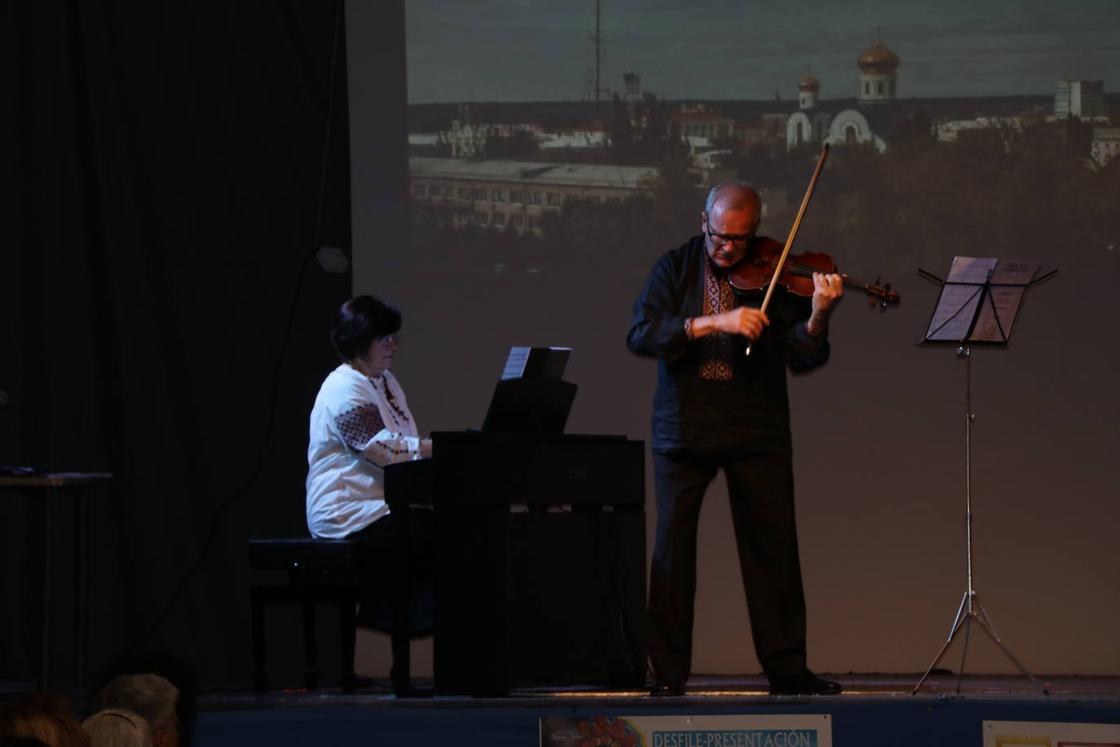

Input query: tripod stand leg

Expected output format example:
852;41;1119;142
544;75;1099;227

972;597;1048;694
912;591;970;694
955;614;974;694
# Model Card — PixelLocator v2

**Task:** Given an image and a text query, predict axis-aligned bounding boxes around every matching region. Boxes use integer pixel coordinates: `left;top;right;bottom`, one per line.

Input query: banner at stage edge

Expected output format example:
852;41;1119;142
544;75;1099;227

540;713;831;747
983;719;1120;747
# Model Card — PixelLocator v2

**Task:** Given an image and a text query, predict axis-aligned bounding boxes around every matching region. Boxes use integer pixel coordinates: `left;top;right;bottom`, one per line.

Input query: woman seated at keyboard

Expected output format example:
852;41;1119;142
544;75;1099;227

305;295;433;632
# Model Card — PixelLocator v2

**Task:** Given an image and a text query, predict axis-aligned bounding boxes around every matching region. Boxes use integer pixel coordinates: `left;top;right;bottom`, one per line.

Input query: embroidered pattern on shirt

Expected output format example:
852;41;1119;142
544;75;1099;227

374;376;413;429
699;258;735;381
364;437;412;464
336;404;386;452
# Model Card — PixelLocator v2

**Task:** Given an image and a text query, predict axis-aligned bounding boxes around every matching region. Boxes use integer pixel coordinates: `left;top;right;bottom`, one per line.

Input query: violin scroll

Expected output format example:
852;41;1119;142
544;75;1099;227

863;277;901;310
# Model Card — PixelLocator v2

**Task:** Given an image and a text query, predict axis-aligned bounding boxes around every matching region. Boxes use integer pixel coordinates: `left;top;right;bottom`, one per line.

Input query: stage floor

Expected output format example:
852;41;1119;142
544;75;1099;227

194;674;1120;747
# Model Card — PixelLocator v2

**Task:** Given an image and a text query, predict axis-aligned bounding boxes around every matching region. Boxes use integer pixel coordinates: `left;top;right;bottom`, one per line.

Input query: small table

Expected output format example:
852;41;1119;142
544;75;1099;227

0;472;112;691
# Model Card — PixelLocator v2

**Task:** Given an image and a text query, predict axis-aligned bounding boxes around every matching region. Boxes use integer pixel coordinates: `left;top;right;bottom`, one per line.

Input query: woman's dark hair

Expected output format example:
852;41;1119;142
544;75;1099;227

330;295;402;361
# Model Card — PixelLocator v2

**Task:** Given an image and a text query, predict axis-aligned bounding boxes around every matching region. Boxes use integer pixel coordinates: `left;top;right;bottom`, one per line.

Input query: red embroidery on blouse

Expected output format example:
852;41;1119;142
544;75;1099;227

335;404;386;451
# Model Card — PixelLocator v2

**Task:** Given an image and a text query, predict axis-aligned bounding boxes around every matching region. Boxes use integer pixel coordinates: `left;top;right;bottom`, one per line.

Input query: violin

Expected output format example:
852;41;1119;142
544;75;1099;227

739;143;900;355
729;236;901;310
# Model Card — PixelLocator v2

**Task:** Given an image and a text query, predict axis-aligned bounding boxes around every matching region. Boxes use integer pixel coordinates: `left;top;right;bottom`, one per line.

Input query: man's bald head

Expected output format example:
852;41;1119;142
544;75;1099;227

704;182;761;218
701;182;761;269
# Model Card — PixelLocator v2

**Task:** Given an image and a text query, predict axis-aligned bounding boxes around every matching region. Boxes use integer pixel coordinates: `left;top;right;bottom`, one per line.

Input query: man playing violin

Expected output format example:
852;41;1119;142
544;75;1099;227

627;182;843;696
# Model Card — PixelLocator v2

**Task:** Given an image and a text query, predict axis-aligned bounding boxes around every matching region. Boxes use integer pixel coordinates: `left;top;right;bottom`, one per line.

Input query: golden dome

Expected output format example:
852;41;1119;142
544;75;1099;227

798;74;820;92
857;41;900;74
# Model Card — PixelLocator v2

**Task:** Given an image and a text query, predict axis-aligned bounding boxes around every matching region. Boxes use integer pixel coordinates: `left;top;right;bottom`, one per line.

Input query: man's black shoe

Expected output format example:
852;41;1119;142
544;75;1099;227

768;671;842;696
649;680;686;697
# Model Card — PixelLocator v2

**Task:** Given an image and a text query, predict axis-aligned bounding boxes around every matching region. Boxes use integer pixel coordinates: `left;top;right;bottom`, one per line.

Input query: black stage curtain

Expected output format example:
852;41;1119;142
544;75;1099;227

2;1;360;689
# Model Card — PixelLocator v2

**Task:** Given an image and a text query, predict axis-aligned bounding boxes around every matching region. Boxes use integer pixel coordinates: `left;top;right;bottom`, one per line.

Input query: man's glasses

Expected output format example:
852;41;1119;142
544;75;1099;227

376;334;401;345
705;220;753;249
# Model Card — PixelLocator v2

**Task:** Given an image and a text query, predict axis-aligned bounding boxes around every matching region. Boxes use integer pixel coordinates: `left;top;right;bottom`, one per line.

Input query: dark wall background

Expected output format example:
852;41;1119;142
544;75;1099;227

2;0;365;689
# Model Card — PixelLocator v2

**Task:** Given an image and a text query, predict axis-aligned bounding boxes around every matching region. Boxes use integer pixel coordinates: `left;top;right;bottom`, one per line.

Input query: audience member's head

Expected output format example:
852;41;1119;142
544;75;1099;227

90;654;196;747
94;677;177;747
80;710;151;747
0;694;89;747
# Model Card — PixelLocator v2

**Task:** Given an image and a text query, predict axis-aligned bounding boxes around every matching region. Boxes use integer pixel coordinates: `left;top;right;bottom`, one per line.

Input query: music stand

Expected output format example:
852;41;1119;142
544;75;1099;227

482;347;576;434
913;257;1057;695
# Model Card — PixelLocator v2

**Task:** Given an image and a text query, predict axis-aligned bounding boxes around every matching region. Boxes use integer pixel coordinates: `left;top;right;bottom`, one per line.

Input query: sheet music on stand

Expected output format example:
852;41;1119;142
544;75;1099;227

500;346;571;380
923;257;1040;345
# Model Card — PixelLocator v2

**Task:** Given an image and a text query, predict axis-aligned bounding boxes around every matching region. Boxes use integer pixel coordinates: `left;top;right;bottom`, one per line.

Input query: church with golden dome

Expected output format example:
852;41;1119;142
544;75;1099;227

786;39;903;152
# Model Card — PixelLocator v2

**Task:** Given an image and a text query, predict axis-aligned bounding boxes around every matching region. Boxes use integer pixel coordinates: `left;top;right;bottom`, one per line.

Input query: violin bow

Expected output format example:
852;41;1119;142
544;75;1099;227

745;143;830;356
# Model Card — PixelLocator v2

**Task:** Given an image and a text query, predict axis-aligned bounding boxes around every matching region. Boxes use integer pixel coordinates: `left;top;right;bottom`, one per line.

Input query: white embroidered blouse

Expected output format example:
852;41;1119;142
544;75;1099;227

305;364;430;538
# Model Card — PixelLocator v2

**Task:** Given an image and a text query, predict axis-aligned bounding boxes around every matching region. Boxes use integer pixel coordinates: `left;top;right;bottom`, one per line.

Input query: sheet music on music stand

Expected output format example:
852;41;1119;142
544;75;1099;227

499;346;571;380
923;257;1040;345
483;346;576;433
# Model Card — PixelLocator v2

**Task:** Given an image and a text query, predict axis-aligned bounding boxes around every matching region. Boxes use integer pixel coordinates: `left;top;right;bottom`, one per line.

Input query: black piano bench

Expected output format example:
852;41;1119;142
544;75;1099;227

248;538;364;693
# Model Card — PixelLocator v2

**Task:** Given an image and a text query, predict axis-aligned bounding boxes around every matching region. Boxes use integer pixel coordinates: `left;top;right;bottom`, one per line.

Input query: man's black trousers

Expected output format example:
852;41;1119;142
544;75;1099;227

647;450;808;685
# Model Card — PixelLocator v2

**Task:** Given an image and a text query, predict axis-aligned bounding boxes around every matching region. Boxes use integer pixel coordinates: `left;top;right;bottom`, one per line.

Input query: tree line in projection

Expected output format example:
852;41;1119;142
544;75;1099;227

418;114;1117;298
